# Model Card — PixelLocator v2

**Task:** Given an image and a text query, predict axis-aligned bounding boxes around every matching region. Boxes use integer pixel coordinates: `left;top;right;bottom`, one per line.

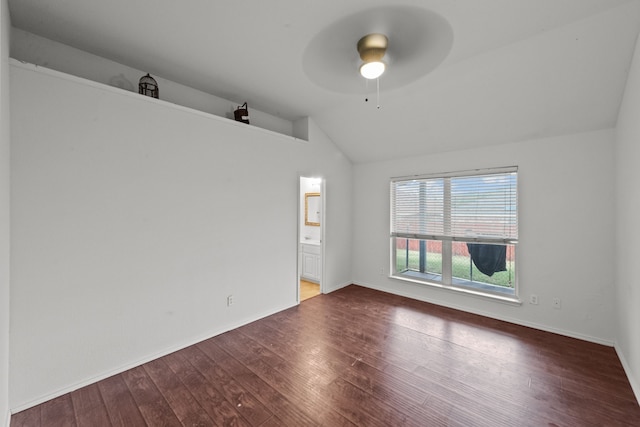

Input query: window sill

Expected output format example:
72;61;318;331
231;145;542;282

390;273;522;306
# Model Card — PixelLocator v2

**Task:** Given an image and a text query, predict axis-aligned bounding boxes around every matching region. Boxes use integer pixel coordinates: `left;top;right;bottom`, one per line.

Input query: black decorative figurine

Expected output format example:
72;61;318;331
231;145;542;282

139;73;159;99
234;102;250;124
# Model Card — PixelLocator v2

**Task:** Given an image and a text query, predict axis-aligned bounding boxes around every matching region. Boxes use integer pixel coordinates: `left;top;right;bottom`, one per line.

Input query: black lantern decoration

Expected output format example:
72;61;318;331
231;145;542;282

234;102;250;124
138;73;159;99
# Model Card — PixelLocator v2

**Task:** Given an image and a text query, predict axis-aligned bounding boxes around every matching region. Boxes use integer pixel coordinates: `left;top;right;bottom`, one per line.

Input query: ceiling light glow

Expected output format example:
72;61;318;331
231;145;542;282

359;61;386;79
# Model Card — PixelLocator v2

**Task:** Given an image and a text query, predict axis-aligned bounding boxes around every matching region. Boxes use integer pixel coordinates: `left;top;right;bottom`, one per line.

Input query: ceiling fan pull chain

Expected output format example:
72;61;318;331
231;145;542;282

365;78;370;103
377;77;381;109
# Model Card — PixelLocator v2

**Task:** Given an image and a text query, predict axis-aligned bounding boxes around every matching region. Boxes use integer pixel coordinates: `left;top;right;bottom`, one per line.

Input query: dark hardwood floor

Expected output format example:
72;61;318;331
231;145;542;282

11;285;640;426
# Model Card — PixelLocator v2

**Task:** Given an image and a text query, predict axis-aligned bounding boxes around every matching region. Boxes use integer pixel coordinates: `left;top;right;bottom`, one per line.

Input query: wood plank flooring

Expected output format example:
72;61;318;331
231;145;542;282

11;285;640;426
300;279;320;301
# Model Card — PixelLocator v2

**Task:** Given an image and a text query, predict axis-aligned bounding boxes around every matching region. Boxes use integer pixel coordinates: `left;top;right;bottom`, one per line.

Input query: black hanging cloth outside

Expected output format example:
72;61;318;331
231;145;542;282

466;243;507;277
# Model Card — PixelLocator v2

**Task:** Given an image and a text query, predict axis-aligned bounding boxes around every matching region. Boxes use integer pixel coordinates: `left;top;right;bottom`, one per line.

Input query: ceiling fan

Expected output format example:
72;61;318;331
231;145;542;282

357;33;389;80
302;6;454;94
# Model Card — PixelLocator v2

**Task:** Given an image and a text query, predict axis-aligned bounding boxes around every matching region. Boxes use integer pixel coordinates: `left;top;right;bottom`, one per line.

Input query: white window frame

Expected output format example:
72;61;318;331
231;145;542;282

390;167;519;304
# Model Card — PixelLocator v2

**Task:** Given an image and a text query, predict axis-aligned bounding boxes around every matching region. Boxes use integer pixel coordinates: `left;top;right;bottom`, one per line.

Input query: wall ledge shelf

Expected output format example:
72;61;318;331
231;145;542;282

10;59;309;143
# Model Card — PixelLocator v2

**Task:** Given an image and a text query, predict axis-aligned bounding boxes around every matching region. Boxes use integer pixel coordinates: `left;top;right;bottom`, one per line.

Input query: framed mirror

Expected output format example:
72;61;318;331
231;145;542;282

305;193;321;226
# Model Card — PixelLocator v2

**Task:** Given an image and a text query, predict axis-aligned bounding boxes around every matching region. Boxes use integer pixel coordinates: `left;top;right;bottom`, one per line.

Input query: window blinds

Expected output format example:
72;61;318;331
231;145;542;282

391;167;518;243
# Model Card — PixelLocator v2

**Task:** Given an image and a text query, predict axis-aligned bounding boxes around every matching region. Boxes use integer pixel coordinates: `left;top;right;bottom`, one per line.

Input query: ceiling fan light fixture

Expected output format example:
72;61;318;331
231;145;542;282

359;61;386;79
357;33;388;79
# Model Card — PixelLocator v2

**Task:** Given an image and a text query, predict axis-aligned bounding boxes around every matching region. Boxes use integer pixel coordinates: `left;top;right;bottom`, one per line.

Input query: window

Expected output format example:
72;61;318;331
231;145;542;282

390;167;518;300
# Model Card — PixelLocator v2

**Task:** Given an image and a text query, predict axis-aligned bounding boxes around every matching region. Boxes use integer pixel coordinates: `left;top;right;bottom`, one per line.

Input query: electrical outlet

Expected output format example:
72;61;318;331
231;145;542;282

553;298;561;309
227;295;234;306
529;294;539;305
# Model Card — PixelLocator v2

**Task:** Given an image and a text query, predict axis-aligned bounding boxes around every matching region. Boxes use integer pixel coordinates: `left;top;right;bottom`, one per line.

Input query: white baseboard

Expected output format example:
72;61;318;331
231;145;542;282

10;301;296;413
4;410;10;427
615;343;640;406
323;280;351;294
353;281;614;346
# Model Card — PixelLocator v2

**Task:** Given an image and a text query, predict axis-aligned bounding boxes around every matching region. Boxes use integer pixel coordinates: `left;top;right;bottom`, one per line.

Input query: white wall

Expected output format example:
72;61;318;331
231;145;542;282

0;0;10;425
615;32;640;401
9;62;352;410
307;120;353;293
352;129;616;344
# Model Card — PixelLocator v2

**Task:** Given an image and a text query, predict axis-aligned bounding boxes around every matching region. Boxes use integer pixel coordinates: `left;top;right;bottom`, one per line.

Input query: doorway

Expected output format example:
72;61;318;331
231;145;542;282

298;176;323;302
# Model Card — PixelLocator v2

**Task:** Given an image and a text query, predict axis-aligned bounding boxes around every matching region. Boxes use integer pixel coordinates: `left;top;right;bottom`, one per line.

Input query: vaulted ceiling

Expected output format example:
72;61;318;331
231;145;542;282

8;0;640;163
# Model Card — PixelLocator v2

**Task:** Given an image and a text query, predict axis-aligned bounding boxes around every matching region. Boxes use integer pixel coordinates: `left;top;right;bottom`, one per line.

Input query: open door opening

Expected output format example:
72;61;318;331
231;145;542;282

298;176;323;302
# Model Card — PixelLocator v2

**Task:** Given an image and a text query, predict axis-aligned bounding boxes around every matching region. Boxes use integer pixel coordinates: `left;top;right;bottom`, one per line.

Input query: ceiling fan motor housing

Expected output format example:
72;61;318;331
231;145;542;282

357;33;388;63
